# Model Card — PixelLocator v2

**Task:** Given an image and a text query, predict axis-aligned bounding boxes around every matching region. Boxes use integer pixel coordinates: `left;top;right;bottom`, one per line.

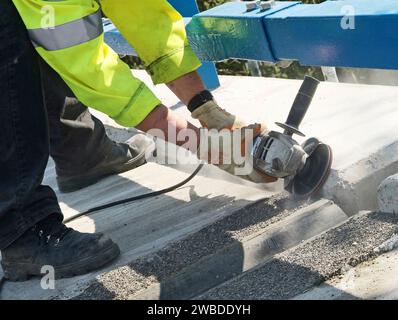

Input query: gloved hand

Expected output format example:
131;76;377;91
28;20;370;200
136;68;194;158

197;123;277;183
191;100;246;130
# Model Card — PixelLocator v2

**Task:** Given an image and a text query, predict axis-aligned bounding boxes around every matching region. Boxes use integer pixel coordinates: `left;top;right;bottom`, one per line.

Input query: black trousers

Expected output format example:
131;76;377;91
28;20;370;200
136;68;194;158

0;1;111;250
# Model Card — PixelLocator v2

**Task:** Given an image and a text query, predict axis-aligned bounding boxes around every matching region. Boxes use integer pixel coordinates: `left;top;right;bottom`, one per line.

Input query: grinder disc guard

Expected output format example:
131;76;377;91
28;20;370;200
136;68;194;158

291;143;333;198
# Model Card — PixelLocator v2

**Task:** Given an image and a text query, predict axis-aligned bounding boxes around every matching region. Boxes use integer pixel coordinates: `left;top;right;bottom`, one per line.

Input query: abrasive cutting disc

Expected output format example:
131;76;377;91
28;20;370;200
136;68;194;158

291;143;333;199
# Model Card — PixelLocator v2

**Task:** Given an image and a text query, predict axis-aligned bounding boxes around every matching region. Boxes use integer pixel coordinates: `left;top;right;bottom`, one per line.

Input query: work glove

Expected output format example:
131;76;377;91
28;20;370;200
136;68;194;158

191;99;247;130
197;123;277;183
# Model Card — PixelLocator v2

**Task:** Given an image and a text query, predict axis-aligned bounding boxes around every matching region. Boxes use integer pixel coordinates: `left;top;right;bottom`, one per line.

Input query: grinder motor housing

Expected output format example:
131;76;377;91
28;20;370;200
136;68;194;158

249;76;333;198
251;131;307;178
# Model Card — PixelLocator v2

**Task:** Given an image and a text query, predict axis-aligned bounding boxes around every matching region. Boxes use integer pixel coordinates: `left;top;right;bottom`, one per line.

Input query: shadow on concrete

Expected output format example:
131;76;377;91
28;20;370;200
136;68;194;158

206;257;361;300
1;164;253;299
1;144;359;300
74;251;362;300
71;195;315;300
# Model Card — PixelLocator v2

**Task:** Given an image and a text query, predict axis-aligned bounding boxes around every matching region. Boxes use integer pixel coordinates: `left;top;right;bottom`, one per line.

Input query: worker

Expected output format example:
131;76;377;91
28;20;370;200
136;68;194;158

22;0;265;193
0;1;122;281
0;0;274;281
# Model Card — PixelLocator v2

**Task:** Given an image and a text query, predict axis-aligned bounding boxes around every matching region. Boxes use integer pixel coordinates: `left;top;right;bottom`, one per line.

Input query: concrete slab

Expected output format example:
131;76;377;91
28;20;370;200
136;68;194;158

2;72;398;300
0;123;285;299
378;173;398;214
92;71;398;215
198;211;398;300
1;159;279;299
294;238;398;300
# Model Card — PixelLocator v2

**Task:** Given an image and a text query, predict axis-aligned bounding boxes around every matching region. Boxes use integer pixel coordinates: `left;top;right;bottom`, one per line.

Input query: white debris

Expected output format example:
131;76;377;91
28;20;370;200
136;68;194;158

374;234;398;254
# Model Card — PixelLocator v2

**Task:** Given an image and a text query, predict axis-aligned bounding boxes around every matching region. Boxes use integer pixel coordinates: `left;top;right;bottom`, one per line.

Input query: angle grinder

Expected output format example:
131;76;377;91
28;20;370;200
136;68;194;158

250;76;333;198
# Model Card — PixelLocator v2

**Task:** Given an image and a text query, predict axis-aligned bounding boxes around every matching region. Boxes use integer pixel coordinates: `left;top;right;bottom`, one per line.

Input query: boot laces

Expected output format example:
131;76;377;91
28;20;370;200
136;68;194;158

34;224;72;247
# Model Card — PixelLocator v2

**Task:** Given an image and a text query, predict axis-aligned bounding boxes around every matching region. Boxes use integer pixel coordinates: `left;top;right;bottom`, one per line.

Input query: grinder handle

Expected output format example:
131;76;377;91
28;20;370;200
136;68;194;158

286;75;320;131
277;76;320;137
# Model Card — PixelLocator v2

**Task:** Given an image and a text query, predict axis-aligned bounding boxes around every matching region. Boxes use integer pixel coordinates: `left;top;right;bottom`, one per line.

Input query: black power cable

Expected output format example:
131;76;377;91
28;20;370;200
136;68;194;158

64;163;204;223
0;163;204;298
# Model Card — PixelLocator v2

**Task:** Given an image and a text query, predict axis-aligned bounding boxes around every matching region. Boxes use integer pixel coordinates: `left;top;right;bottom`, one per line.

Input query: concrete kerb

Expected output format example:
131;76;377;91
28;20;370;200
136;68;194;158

322;141;398;216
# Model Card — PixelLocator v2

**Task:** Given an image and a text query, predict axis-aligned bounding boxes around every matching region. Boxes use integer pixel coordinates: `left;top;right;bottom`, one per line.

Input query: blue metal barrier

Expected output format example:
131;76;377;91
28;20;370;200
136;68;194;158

186;0;398;70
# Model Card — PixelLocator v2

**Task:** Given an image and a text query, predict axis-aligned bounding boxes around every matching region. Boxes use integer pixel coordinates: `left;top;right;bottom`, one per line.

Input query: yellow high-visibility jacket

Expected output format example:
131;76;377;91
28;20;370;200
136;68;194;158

12;0;201;127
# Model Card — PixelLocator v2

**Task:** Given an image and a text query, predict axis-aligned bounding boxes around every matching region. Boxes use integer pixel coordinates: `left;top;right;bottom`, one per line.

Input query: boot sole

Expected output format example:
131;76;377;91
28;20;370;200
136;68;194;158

1;242;120;282
57;151;147;193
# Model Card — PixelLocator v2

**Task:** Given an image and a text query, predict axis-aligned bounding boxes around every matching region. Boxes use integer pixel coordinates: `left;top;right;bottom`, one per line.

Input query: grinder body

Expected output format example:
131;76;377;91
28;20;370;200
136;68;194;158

249;76;333;199
251;131;307;179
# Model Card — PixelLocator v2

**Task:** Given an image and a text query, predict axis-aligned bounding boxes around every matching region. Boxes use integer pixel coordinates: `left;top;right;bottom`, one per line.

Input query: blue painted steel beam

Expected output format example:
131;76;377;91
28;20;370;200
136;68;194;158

187;1;300;62
167;0;202;17
186;0;398;70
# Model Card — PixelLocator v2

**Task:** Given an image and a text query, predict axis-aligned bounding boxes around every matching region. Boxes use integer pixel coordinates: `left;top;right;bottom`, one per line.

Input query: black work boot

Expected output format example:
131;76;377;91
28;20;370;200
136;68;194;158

1;215;120;281
56;134;155;193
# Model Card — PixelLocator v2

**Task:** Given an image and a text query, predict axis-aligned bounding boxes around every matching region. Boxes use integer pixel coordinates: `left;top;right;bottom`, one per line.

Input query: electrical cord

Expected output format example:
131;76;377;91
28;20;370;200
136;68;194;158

64;163;204;223
0;163;204;298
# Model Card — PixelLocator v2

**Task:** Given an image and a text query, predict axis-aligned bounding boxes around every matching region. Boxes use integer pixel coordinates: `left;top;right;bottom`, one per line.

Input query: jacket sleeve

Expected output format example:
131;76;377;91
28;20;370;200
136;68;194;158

100;0;202;84
12;0;161;127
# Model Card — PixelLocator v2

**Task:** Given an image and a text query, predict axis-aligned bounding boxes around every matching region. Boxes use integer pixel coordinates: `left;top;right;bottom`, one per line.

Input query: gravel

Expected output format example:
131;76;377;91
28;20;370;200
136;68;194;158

198;211;398;299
